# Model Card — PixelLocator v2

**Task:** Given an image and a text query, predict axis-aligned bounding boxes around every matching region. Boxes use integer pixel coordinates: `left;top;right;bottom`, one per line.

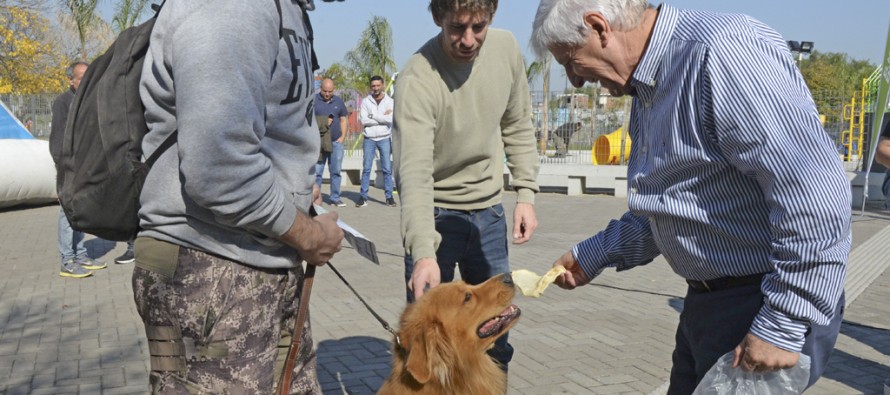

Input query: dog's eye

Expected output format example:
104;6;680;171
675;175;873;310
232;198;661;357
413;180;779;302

463;292;472;303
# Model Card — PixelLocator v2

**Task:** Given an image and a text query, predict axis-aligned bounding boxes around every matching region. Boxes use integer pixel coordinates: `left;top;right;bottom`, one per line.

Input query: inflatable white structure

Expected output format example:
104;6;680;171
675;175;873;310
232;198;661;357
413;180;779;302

0;99;57;209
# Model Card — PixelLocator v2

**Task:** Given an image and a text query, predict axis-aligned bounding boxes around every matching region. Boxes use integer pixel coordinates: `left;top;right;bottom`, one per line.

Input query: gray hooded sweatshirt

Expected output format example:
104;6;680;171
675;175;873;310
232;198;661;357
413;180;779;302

138;0;319;269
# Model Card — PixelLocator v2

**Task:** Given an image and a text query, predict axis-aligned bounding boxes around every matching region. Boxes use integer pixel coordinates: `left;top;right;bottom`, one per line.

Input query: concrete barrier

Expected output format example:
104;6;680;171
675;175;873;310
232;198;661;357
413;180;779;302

322;154;883;210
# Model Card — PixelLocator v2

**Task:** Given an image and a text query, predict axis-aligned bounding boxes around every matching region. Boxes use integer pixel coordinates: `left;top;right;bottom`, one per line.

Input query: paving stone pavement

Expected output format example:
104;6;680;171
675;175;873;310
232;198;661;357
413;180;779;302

1;186;889;394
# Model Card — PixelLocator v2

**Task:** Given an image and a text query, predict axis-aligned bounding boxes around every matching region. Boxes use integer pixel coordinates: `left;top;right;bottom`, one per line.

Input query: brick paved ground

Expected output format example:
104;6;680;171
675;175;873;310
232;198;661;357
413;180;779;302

1;186;888;394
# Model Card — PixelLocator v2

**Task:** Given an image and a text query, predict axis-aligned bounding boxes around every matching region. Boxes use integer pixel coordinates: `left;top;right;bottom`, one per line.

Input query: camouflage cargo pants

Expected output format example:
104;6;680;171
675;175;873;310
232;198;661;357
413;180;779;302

132;237;320;394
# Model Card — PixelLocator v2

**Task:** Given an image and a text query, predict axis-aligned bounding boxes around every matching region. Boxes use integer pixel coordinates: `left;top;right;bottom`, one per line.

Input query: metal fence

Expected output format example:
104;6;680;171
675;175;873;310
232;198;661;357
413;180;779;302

530;90;632;165
527;90;865;169
5;91;863;170
1;94;55;139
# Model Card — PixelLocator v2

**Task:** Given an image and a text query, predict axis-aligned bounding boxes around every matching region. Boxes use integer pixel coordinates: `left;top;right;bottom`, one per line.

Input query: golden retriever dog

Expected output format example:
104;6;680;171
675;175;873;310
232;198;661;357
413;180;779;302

377;273;521;395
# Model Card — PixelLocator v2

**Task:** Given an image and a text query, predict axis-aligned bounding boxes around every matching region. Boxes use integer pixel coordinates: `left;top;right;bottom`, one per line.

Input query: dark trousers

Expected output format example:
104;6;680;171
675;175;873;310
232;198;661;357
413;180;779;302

404;204;514;368
667;282;844;394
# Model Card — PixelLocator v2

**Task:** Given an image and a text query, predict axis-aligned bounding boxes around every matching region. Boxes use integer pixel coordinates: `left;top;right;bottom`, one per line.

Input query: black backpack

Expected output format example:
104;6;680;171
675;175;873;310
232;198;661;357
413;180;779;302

58;0;313;242
58;3;166;242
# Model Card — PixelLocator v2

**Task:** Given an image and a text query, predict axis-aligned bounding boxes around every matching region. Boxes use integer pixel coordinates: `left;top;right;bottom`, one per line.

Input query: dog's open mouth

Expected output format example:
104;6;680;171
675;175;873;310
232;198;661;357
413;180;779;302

476;304;521;338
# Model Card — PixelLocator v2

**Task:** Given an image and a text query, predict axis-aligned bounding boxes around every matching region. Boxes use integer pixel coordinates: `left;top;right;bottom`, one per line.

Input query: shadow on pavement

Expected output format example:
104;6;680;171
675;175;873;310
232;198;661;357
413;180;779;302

0;293;147;394
317;336;392;395
85;238;118;260
820;321;890;394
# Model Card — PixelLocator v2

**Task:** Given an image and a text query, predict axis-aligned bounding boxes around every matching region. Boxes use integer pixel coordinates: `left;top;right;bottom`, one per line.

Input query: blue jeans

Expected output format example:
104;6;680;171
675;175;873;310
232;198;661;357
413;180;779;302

360;137;393;199
57;207;87;265
404;204;513;368
315;141;344;202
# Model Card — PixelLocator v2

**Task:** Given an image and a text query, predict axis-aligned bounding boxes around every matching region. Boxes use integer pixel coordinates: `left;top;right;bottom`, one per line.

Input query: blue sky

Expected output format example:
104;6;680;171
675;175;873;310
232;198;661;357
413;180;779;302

100;1;889;89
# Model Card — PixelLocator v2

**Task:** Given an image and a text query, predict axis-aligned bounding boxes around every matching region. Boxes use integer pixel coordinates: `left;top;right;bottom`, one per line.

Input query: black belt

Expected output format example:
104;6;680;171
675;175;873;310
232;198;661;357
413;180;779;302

686;273;765;292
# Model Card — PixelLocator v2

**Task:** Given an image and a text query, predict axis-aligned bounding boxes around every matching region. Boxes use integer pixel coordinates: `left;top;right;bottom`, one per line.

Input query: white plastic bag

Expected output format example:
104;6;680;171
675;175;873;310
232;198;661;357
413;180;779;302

692;351;810;395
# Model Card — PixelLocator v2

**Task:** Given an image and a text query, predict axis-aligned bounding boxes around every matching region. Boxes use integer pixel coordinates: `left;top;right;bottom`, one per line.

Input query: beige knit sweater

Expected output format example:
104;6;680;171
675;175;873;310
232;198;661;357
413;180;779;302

393;28;540;262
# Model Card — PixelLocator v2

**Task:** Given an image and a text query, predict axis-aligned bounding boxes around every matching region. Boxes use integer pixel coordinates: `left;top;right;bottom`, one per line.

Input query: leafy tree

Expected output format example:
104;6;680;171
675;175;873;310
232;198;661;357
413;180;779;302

526;56;550;85
55;11;114;61
111;0;149;34
61;0;100;61
0;0;45;12
111;0;150;33
343;16;396;91
319;62;353;92
799;51;876;130
0;5;66;94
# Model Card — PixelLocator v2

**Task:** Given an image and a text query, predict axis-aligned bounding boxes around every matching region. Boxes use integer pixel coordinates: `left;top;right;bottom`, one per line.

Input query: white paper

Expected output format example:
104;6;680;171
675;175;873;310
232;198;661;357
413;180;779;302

313;205;380;265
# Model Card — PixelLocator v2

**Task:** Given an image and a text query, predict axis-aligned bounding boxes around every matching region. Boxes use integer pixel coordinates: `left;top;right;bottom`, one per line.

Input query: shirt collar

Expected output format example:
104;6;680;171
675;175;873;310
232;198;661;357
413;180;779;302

631;4;680;93
367;93;391;103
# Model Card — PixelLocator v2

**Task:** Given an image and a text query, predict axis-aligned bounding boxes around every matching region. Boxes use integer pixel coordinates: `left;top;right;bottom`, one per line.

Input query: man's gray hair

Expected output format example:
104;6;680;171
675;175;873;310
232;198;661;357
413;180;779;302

66;61;89;79
531;0;651;58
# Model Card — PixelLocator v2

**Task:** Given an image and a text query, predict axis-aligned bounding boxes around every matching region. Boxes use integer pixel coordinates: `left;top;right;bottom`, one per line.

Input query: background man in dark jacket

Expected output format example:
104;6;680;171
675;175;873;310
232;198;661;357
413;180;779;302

50;61;106;278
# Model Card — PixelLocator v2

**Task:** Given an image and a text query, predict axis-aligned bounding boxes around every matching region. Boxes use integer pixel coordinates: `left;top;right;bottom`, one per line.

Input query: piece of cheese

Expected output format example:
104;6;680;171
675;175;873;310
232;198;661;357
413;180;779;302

512;266;567;297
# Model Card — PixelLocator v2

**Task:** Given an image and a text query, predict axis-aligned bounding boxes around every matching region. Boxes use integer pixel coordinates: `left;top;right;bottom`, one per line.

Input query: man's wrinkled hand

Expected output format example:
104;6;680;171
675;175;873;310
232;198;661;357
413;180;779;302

552;250;591;290
732;333;800;373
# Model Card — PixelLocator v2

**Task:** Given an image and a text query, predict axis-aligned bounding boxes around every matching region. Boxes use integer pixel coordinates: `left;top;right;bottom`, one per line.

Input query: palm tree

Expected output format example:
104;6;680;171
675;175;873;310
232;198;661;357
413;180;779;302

111;0;150;33
344;15;396;89
61;0;100;61
527;55;552;155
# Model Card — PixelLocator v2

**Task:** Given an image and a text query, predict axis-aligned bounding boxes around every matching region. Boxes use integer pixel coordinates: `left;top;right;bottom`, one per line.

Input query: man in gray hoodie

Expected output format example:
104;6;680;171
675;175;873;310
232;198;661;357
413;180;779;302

133;0;343;393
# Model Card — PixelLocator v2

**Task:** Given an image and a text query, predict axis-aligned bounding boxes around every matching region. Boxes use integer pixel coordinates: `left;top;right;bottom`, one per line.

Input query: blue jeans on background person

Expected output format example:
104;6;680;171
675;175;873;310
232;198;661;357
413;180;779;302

360;137;393;200
403;204;514;369
57;207;87;265
316;141;344;203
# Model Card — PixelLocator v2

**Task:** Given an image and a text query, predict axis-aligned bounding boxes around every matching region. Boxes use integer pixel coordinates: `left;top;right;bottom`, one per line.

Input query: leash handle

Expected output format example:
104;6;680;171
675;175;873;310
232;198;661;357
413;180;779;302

276;263;316;395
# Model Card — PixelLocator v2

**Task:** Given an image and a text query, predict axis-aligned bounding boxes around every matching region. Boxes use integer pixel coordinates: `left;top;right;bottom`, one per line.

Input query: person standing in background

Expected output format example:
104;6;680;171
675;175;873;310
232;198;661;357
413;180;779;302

50;61;107;278
315;78;349;207
873;120;890;208
357;75;396;208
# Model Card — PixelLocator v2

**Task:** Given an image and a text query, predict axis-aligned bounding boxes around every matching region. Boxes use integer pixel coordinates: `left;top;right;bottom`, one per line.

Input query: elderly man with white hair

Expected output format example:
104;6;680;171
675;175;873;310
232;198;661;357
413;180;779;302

531;0;850;393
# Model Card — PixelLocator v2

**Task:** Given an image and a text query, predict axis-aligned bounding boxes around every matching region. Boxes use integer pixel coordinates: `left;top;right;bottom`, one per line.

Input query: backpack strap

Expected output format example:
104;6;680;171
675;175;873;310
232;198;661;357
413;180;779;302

144;130;177;168
150;1;165;14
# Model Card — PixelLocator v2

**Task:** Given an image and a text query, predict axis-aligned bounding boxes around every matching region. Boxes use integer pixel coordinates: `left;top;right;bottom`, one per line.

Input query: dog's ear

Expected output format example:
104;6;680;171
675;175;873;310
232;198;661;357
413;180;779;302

404;326;432;384
405;320;451;385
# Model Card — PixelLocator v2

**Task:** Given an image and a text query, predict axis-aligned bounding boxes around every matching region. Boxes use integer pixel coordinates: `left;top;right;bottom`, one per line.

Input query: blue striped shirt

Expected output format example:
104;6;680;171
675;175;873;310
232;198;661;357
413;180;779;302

572;4;851;352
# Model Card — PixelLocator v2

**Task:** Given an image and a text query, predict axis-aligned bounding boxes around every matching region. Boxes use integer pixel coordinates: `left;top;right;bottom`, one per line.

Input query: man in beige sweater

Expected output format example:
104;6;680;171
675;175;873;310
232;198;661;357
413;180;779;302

392;0;540;370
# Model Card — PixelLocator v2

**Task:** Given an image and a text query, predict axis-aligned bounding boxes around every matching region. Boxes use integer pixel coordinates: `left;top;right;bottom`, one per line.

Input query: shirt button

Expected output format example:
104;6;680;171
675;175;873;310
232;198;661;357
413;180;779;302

629;187;638;194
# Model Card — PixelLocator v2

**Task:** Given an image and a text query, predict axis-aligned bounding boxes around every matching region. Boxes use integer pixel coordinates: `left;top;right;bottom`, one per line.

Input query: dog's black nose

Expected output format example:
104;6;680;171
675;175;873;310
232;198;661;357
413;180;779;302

501;272;513;285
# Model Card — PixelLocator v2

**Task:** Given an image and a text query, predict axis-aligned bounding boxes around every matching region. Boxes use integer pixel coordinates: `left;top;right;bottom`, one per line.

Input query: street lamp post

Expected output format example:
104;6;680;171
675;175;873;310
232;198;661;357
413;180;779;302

787;40;815;65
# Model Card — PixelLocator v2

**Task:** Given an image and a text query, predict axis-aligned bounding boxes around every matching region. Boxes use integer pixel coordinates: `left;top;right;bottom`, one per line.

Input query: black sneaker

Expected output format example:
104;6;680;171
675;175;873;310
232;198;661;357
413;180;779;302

386;198;397;207
355;198;368;208
330;200;347;207
114;250;135;264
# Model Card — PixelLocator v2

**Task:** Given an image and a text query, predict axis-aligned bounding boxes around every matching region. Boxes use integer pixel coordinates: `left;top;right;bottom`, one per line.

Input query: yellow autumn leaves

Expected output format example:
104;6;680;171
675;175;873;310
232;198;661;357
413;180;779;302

0;6;67;94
